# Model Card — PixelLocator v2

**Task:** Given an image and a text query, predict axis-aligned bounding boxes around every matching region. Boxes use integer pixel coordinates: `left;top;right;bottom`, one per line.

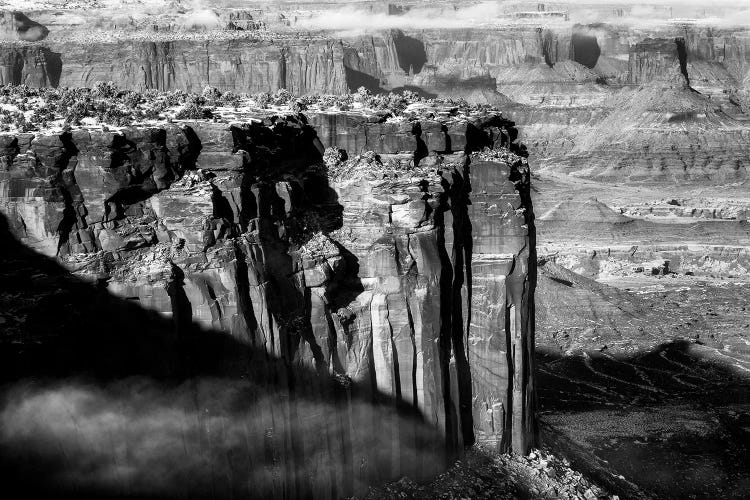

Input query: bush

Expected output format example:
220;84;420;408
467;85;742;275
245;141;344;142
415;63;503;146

254;92;270;109
201;85;222;105
271;88;293;106
163;90;189;107
93;81;118;99
64;100;89;126
354;86;371;102
289;100;308;114
323;147;345;171
319;95;337;109
175;103;213;120
0;84;466;133
122;91;143;108
219;90;242;107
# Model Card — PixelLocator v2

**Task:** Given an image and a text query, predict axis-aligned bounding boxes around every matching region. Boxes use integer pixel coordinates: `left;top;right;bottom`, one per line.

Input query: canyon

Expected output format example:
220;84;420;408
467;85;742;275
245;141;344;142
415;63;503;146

1;1;750;498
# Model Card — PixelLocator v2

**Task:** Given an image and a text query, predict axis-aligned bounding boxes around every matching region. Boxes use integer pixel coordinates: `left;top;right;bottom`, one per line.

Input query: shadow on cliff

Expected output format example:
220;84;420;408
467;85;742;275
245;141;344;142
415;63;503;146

343;66;437;99
391;30;427;75
535;341;750;499
2;46;62;87
0;212;447;499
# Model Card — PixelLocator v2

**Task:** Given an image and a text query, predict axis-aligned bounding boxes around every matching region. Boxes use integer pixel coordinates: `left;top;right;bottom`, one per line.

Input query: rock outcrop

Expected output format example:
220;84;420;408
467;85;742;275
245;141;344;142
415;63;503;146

0;97;537;496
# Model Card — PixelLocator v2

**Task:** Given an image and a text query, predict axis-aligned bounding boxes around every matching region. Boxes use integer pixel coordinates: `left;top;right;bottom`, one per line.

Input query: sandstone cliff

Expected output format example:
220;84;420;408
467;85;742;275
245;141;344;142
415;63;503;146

0;94;536;496
5;7;750;188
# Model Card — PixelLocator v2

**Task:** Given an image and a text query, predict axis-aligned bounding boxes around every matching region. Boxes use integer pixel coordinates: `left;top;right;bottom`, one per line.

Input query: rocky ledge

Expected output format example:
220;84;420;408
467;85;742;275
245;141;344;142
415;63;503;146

0;91;536;496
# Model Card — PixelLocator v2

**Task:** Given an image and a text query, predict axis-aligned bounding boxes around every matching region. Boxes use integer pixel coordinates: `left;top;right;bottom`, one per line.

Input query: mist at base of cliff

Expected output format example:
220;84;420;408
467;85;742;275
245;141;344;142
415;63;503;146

0;377;445;499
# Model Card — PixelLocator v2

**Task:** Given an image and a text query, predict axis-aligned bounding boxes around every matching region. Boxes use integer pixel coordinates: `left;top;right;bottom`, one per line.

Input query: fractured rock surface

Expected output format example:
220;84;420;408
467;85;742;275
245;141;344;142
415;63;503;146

0;100;537;496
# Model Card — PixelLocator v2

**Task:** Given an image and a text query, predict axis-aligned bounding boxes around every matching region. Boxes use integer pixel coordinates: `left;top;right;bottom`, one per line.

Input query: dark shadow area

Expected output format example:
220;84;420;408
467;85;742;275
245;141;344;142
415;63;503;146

389;85;438;99
571;29;601;69
105;134;162;220
41;48;63;88
675;37;690;86
509;153;537;455
537;341;750;499
539;28;555;68
344;66;382;94
11;11;49;42
54;131;81;254
465;116;527;158
388;4;412;16
411;121;428;167
342;63;437;98
390;30;427;75
231;114;324;177
0;211;447;499
180;125;203;170
3;49;24;85
422;74;498;96
443;162;476;449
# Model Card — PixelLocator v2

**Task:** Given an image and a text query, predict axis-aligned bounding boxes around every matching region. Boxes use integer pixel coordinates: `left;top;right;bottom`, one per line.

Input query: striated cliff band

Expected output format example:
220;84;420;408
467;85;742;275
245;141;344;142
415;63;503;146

4;2;750;187
0;88;537;497
5;1;750;288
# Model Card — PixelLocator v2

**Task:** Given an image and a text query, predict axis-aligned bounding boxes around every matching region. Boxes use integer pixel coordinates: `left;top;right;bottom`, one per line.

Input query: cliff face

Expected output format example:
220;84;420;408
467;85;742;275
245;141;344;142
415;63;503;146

5;18;749;187
0;103;536;495
0;39;349;94
5;15;750;109
0;45;61;86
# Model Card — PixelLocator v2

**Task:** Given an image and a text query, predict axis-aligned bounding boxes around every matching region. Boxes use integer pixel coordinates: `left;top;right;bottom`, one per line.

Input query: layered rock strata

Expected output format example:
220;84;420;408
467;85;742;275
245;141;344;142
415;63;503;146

0;100;537;493
5;7;750;188
6;9;750;98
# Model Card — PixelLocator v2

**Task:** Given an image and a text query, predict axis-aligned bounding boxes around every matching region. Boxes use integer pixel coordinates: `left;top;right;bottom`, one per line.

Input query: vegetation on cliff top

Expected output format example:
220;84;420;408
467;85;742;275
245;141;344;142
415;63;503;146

0;83;496;134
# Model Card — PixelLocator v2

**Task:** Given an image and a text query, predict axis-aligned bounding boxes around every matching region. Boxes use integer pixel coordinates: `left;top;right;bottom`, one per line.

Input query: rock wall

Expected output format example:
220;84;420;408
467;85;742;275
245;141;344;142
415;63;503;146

2;21;748;96
0;38;349;94
0;45;61;86
0;106;537;493
5;7;750;101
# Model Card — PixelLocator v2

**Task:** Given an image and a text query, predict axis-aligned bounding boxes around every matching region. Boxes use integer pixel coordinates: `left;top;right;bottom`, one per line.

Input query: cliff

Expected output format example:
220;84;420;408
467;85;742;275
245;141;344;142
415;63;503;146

0;92;536;497
5;7;750;187
4;8;750;110
0;38;349;93
5;13;750;97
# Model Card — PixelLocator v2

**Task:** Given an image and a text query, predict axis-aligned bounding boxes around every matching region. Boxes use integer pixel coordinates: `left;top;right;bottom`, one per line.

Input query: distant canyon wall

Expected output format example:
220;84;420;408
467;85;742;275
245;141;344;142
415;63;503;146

3;20;750;98
0;39;349;94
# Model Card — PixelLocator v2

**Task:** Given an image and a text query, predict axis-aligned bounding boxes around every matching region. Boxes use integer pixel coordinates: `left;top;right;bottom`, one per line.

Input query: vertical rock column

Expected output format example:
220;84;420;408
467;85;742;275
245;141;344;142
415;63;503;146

466;150;536;454
322;116;537;456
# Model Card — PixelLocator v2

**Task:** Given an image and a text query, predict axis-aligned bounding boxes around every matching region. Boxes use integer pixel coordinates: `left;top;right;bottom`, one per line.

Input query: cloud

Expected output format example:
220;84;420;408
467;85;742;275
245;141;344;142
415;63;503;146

294;1;503;33
292;0;750;34
179;8;222;30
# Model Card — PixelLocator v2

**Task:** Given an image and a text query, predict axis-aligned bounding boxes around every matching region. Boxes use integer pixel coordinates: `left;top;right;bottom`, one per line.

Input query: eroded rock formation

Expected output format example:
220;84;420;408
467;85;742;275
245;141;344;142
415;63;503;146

0;101;537;495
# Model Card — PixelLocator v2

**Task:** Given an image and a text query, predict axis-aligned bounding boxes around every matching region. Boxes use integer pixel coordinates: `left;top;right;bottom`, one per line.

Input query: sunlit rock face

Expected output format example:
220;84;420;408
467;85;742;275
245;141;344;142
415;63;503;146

6;6;750;188
46;40;350;94
5;9;750;98
0;101;537;494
